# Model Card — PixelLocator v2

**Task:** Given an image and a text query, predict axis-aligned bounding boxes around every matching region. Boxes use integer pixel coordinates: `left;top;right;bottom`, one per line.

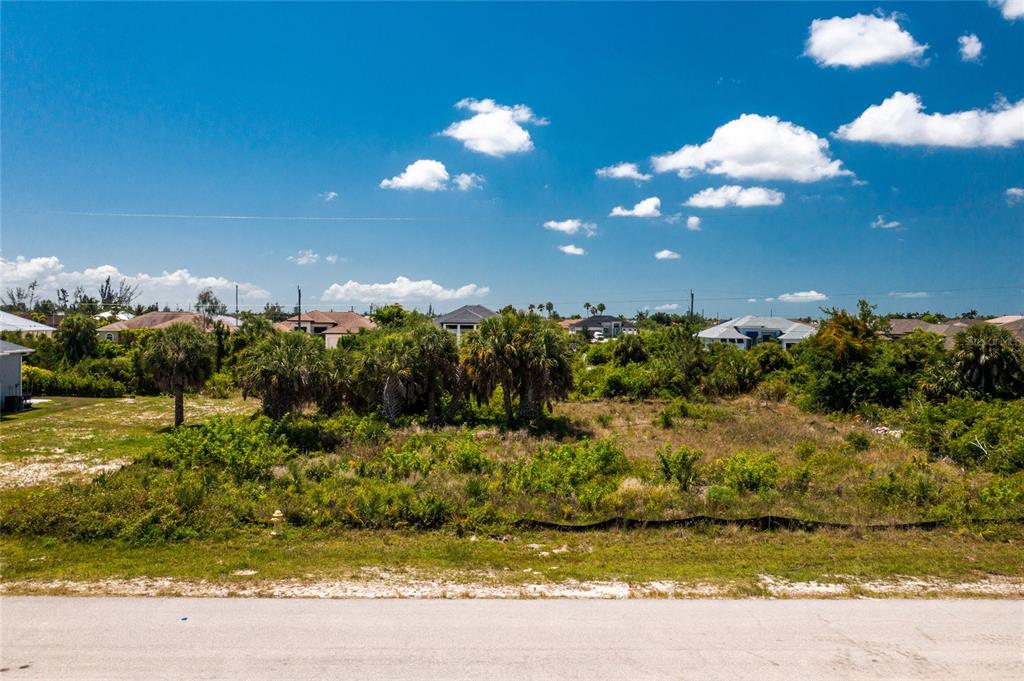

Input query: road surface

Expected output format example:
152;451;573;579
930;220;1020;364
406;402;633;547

2;597;1022;680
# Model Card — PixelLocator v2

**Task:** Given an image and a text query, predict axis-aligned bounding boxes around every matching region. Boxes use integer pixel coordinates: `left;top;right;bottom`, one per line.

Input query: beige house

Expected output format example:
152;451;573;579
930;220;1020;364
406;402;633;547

275;311;376;348
97;311;240;341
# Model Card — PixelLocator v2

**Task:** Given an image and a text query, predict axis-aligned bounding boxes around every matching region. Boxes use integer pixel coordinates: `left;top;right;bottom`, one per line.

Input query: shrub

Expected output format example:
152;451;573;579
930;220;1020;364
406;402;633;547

22;365;126;398
845;431;871;452
153;416;294;481
718;450;779;493
203;371;235;399
595;413;613;428
443;438;495;474
653;408;674;429
508;439;629;510
863;465;939;508
755;377;789;402
794;439;817;460
656;444;702;490
605;477;674;518
706;484;738;509
905;399;1024;473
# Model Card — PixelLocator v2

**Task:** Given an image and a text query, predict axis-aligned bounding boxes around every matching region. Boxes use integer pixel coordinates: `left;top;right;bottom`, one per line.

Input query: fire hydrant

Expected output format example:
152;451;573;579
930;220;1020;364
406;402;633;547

270;509;284;536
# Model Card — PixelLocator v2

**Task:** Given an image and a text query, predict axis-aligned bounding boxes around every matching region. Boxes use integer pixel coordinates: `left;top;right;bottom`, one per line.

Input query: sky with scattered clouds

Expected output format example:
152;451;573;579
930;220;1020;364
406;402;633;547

2;3;1022;317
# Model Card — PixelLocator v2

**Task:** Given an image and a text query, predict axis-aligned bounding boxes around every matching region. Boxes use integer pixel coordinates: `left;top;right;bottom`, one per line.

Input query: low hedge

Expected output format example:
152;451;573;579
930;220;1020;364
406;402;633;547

22;365;126;398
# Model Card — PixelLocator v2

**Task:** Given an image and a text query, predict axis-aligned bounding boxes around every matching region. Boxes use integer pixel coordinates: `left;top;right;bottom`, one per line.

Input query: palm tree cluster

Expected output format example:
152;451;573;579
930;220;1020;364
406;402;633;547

462;311;574;426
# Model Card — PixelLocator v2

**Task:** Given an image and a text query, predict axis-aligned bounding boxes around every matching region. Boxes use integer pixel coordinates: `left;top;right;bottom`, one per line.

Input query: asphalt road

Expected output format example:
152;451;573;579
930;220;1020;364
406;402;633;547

2;597;1022;680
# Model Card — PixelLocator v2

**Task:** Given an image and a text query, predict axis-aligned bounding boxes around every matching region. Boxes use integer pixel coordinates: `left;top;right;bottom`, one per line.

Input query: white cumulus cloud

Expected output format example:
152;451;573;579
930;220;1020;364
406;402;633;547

991;0;1024;20
558;244;586;256
440;98;547;157
835;92;1024;147
321;276;488;303
325;254;339;264
610;197;661;218
452;173;485;191
805;13;928;68
544;219;597;237
0;255;270;305
686;216;702;231
655;303;679;311
288;249;320;265
319;191;338;202
685;186;784;208
652;114;849;183
777;290;828;303
871;215;901;230
654;249;680;260
889;291;928;298
1004;187;1024;204
958;34;983;62
595;162;652;181
380;159;450;191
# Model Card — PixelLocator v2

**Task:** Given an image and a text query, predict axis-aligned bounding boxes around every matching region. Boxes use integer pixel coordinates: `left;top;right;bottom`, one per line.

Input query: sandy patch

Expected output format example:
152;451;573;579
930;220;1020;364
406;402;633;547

2;572;1021;599
0;454;129;489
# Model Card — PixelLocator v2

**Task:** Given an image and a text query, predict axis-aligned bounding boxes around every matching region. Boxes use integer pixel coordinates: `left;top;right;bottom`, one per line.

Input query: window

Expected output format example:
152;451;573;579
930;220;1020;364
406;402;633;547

106;333;113;341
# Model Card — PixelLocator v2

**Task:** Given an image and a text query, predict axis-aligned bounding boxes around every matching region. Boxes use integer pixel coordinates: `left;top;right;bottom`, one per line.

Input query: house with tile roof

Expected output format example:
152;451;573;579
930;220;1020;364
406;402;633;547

697;316;816;350
97;311;239;341
276;310;377;348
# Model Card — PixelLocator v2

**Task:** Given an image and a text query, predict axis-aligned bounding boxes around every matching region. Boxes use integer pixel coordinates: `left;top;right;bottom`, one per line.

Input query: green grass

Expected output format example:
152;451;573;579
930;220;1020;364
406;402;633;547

2;525;1022;590
0;395;256;462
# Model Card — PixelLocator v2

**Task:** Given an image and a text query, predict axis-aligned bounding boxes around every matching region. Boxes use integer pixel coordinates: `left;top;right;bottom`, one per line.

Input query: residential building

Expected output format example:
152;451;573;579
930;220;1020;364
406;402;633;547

0;340;34;410
434;305;497;341
697;316;816;350
567;315;637;340
276;310;376;347
97;311;239;341
0;311;56;336
884;318;984;350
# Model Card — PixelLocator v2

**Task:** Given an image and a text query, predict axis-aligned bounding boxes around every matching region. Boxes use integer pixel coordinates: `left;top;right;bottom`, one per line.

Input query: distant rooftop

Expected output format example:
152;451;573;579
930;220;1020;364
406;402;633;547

434;305;497;325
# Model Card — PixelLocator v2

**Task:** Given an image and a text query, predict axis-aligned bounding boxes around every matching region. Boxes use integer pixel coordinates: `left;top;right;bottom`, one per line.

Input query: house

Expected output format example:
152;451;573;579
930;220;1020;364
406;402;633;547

97;311;240;341
275;310;376;348
95;310;135;323
433;305;497;341
567;315;637;340
0;311;56;336
698;316;816;350
0;340;34;411
884;318;984;350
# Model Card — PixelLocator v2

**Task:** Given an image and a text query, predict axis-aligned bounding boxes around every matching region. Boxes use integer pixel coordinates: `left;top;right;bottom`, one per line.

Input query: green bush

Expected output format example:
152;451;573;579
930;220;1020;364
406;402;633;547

203;371;235;399
656;444;702;490
845;431;871;452
152;416;293;481
22;365;126;398
508;439;629;510
905;399;1024;473
718;450;780;493
706;484;738;509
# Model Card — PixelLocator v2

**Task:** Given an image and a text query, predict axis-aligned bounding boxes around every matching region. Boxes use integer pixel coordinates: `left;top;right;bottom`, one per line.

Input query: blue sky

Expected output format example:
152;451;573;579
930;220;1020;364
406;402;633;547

2;2;1022;317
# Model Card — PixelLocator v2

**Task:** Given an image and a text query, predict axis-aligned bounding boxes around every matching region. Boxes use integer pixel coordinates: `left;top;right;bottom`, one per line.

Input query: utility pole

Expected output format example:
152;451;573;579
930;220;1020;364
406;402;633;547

235;285;239;324
689;289;695;320
297;285;302;332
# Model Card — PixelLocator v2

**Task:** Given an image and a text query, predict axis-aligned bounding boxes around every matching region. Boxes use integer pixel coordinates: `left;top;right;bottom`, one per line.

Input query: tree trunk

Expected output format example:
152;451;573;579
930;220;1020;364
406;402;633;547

502;379;515;428
427;375;437;426
174;385;185;427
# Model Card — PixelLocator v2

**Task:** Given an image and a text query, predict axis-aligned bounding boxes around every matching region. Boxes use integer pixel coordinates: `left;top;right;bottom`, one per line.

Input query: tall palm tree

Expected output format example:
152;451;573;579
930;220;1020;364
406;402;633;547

143;322;214;426
409;322;459;426
237;332;327;418
56;313;98;363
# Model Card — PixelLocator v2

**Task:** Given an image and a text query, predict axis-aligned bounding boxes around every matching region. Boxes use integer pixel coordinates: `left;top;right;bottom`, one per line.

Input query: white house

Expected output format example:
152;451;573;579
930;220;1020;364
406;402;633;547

0;311;56;336
568;315;638;340
434;305;497;341
697;316;816;350
0;340;34;411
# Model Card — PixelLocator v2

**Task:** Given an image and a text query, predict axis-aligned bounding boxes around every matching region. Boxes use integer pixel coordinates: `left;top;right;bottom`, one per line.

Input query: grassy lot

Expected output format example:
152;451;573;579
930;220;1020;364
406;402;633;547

2;394;1021;595
3;525;1022;596
0;395;256;463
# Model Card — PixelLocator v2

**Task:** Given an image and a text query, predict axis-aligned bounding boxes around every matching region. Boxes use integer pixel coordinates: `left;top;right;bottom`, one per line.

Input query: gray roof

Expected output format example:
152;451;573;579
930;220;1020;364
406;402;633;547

0;340;34;356
698;316;816;341
434;305;497;325
0;311;55;333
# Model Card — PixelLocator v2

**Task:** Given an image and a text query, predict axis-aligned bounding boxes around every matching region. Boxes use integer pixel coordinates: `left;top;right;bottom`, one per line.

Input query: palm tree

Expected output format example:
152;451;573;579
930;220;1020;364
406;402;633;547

952;324;1024;398
143;323;214;426
596;303;606;315
409;322;459;426
584;302;592;316
237;332;327;419
462;311;573;427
